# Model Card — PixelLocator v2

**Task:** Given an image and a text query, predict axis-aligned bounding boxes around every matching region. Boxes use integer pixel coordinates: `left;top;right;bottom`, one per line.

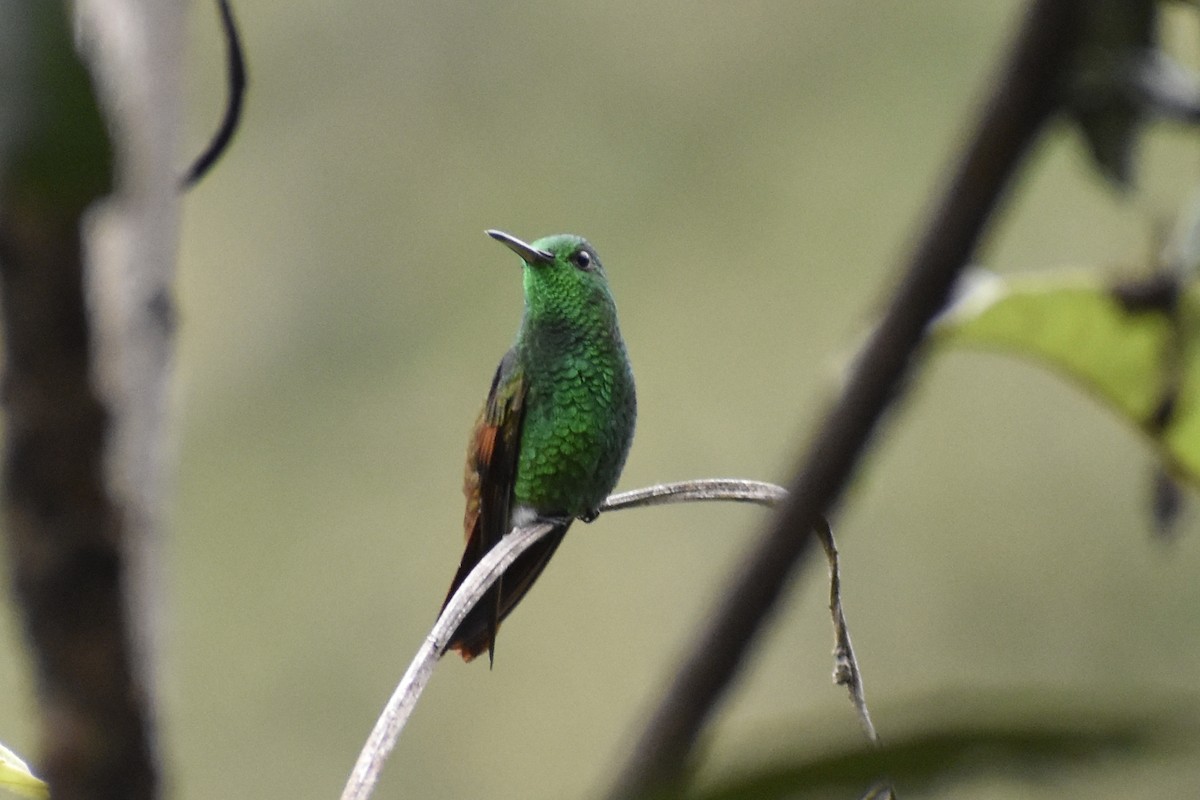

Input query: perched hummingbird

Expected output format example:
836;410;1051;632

441;230;637;663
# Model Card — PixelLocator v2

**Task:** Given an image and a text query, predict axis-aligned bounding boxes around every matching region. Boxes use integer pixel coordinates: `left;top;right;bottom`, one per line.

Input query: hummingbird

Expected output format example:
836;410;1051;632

441;229;637;664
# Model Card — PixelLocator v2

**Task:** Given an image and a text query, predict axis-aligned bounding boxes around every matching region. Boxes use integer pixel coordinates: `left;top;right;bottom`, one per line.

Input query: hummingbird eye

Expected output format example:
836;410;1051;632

571;250;593;271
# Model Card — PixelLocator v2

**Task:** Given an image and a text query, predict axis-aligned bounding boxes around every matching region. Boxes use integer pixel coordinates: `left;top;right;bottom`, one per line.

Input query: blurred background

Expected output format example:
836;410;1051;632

5;1;1200;798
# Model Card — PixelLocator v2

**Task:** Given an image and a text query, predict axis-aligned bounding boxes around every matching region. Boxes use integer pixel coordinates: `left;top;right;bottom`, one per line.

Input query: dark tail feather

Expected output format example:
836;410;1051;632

443;521;570;663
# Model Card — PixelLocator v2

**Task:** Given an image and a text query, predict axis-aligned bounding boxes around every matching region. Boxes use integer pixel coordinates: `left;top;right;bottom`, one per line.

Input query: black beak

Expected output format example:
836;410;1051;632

486;229;554;266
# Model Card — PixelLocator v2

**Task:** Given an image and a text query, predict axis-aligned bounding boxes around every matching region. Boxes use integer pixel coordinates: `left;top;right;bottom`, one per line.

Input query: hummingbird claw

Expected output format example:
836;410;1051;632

580;509;600;524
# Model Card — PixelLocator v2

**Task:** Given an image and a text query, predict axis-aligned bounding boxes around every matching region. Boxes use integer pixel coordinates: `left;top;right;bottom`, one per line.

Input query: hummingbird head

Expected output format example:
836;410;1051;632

485;229;617;328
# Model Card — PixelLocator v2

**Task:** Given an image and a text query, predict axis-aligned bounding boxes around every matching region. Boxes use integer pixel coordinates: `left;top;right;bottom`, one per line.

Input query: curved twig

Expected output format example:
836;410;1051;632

339;519;555;800
815;518;877;744
600;479;788;512
181;0;246;188
339;478;820;800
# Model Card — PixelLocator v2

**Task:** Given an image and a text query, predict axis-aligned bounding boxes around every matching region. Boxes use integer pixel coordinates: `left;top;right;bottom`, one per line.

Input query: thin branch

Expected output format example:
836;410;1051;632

607;482;879;743
605;2;1086;797
181;0;246;188
339;520;555;800
816;518;877;744
600;479;787;512
340;478;863;800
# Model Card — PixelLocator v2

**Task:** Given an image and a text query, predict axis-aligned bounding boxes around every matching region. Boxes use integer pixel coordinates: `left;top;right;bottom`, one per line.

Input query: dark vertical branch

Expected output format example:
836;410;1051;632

0;205;156;800
0;7;155;794
607;1;1086;796
0;0;186;796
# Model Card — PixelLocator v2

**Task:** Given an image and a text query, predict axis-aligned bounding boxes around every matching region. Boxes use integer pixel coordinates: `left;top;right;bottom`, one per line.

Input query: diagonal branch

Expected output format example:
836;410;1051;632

339;520;556;800
338;479;797;800
605;1;1087;797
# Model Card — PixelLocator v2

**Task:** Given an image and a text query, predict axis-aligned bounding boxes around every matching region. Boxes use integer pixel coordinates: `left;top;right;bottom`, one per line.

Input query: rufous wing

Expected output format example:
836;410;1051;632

442;350;526;663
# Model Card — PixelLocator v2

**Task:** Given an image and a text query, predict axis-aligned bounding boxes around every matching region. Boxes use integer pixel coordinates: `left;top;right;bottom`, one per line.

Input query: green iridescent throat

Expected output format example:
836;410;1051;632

511;234;636;519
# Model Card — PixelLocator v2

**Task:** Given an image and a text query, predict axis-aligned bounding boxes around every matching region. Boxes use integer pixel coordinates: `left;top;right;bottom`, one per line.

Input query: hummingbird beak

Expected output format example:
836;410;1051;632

486;229;554;266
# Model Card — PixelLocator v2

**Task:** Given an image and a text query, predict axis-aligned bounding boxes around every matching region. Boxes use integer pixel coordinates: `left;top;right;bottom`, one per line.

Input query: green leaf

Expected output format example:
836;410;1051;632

0;742;47;800
690;720;1163;800
933;270;1200;487
686;693;1188;800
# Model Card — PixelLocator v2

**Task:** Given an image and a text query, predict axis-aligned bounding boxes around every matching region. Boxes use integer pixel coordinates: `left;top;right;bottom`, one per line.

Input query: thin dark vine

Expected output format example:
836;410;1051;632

181;0;246;188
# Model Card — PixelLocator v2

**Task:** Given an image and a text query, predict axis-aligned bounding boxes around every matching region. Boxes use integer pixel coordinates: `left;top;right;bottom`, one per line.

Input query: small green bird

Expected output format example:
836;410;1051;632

441;230;637;663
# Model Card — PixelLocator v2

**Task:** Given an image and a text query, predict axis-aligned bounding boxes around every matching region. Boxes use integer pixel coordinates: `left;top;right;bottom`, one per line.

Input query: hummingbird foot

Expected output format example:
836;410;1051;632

580;509;600;523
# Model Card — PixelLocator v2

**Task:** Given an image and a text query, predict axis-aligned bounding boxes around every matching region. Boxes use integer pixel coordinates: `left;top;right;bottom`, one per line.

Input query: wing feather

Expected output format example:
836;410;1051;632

442;350;526;663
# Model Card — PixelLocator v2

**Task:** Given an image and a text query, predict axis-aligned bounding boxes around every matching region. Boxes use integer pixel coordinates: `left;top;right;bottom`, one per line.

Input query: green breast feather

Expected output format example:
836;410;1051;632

513;343;636;516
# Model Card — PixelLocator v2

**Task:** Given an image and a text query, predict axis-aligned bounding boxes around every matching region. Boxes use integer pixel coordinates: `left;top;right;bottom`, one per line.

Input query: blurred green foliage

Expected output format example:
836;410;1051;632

688;691;1188;800
3;2;1200;799
0;2;111;211
936;271;1200;485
